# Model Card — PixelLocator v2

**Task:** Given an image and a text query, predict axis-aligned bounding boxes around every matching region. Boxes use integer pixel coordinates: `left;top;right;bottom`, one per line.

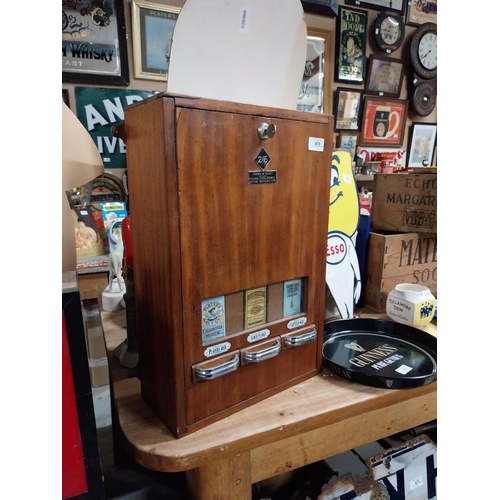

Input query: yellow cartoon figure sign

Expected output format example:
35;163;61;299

326;150;361;318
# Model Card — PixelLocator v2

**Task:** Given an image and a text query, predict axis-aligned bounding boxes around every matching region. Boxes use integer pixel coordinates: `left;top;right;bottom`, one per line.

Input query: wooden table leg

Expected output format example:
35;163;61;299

185;450;252;500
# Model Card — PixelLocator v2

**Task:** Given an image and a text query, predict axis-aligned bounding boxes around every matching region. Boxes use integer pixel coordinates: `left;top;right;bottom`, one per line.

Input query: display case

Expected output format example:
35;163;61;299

120;93;334;437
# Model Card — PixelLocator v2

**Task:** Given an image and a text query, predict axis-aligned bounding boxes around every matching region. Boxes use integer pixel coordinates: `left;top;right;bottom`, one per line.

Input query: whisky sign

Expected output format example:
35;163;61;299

335;5;367;84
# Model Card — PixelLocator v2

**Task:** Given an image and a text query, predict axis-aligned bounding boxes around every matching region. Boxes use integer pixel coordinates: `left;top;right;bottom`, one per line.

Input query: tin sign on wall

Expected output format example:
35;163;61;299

75;87;157;169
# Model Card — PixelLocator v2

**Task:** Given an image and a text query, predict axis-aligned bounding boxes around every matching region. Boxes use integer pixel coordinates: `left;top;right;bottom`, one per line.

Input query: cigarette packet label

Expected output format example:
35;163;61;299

244;287;267;329
283;279;302;317
201;296;226;343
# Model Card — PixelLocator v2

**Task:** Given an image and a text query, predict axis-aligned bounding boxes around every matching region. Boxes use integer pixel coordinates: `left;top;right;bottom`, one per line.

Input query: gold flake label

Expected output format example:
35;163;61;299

244;287;267;329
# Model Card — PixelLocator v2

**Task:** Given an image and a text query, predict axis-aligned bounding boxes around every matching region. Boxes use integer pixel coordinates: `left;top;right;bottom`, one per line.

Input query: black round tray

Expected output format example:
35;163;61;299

323;318;437;389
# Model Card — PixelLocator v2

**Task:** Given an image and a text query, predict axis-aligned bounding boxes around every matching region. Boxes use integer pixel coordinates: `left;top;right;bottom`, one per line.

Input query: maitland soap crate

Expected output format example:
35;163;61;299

364;231;437;313
371;173;437;234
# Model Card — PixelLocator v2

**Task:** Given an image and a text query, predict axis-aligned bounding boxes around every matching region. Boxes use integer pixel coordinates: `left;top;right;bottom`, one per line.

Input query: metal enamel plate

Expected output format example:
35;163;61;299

323;318;437;389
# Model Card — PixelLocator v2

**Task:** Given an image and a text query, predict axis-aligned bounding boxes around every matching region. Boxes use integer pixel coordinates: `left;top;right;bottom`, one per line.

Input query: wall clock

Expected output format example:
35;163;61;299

409;22;437;115
410;22;437;80
374;11;405;54
411;80;437;117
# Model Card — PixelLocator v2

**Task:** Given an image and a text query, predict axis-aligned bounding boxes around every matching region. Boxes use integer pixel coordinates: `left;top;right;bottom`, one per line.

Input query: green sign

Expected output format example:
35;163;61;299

75;87;158;169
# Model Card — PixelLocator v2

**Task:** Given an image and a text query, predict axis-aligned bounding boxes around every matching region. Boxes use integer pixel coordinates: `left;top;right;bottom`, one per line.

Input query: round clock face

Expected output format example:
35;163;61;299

380;17;400;44
419;32;437;70
374;12;405;53
410;22;437;79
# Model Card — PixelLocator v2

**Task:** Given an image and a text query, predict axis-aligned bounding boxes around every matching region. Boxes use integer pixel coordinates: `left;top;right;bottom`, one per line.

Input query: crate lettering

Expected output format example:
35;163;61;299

413;267;437;284
405;176;438;190
365;232;437;312
402;209;435;228
399;236;437;267
386;193;436;206
372;174;437;234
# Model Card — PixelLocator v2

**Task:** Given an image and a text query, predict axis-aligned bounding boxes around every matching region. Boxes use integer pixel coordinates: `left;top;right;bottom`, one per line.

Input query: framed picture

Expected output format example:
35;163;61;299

337;132;360;159
301;0;339;17
335;6;368;85
131;0;181;82
406;122;437;167
297;28;333;114
345;0;405;14
360;96;408;147
333;87;363;131
406;0;437;27
365;55;404;98
62;0;130;86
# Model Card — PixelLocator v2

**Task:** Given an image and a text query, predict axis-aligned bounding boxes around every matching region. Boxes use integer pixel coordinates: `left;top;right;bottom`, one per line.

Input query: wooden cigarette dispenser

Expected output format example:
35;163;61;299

122;93;334;437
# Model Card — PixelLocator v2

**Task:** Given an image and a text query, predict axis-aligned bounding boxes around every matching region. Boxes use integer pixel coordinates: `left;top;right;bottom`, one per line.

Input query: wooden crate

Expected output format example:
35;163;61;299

371;173;437;234
364;231;437;313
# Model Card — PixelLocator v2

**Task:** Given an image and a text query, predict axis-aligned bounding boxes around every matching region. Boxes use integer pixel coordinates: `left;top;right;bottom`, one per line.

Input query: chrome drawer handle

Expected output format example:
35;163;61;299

283;328;317;347
242;339;281;364
194;353;240;381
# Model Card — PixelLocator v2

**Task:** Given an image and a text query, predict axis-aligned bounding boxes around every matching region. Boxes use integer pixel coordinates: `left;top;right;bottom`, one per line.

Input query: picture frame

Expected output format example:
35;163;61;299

365;55;404;98
62;0;130;86
360;96;408;147
335;5;368;85
333;87;363;131
300;0;339;17
337;132;360;159
345;0;405;14
297;28;333;114
131;0;181;82
406;122;437;167
406;0;437;27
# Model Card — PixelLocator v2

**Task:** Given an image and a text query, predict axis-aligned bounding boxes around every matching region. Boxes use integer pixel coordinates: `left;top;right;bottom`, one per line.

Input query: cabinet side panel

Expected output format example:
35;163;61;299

125;97;186;434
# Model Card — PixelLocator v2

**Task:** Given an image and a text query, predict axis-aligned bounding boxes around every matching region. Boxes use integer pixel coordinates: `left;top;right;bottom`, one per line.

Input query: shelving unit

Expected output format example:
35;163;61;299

355;174;374;182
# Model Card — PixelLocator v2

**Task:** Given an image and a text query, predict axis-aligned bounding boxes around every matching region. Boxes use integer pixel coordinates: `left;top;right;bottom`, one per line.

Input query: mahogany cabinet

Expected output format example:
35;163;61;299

121;93;334;437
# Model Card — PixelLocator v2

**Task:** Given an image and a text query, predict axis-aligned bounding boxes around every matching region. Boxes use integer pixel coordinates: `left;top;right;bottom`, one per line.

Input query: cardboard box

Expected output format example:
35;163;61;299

371;173;437;234
83;302;109;387
365;231;437;313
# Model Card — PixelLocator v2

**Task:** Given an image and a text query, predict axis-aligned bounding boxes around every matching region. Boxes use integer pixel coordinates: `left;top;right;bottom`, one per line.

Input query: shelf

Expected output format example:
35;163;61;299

355;174;374;182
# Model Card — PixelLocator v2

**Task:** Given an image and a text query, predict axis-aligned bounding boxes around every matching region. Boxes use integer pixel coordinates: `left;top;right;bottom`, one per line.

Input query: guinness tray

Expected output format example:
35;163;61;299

323;318;437;389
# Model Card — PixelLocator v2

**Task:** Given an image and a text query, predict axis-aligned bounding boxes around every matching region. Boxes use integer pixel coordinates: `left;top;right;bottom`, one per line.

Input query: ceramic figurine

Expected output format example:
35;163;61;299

107;228;125;292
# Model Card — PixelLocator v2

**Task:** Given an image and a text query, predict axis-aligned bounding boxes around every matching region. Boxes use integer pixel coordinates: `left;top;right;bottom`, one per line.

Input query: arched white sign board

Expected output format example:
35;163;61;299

167;0;307;110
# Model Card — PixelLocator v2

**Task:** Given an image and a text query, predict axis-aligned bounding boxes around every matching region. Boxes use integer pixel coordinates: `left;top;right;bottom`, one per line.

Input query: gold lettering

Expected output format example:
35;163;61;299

349;344;398;367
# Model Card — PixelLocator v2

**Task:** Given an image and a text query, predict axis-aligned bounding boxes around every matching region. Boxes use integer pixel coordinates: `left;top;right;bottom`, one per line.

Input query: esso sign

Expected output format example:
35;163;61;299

326;233;347;265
